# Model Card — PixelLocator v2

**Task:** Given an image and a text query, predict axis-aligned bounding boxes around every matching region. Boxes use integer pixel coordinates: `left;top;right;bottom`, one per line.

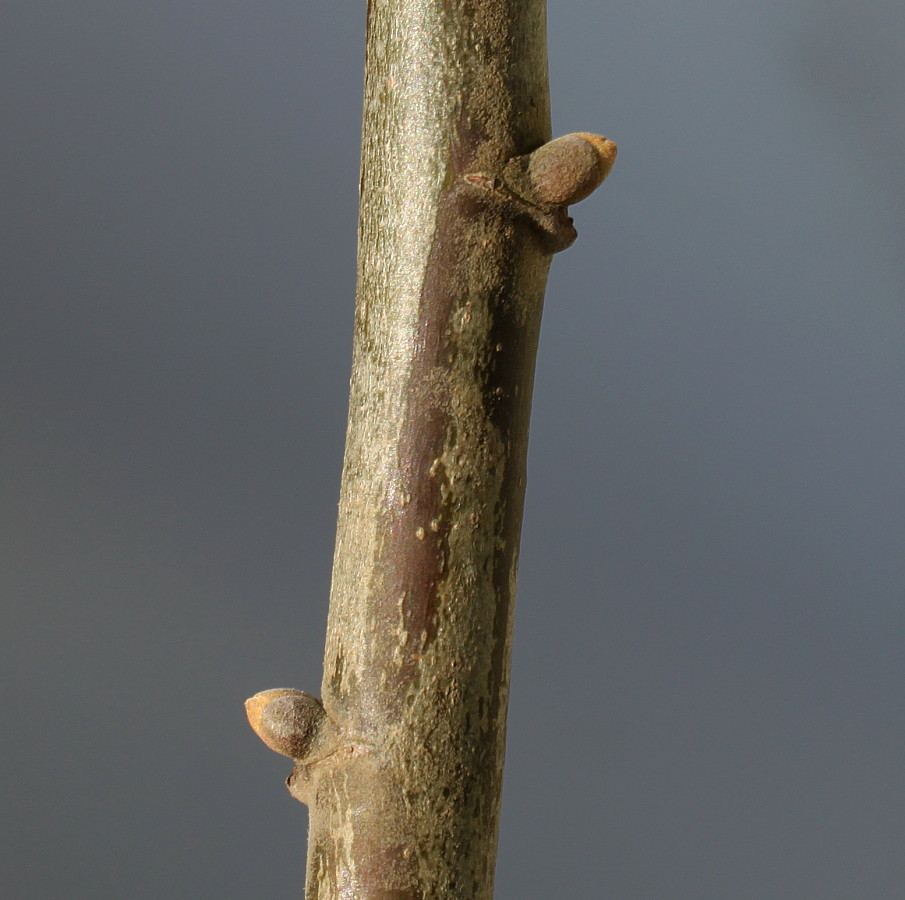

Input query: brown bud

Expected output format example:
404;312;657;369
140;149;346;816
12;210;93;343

526;133;617;206
245;688;327;760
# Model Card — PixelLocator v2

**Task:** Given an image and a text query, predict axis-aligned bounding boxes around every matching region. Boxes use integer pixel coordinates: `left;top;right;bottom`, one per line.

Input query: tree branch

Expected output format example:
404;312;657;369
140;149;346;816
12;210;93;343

247;1;615;896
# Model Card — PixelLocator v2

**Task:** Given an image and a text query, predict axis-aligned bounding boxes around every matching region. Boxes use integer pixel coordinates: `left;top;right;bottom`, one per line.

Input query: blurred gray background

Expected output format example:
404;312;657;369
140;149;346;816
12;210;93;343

3;1;905;897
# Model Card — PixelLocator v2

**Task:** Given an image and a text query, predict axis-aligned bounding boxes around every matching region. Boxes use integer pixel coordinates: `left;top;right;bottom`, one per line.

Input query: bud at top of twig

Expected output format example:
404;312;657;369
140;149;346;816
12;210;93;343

525;133;617;206
245;688;328;760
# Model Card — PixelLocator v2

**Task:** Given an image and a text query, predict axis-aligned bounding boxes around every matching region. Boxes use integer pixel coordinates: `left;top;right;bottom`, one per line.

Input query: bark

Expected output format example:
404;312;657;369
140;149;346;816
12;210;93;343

247;1;615;897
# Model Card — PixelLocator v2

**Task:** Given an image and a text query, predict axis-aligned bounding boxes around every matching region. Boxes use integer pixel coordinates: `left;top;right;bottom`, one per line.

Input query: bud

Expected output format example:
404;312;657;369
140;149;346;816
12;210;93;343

525;133;617;206
245;688;327;760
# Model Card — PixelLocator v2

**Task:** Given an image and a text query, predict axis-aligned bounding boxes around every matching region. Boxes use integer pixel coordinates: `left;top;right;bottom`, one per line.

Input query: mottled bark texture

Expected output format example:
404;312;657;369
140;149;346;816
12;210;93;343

247;1;615;897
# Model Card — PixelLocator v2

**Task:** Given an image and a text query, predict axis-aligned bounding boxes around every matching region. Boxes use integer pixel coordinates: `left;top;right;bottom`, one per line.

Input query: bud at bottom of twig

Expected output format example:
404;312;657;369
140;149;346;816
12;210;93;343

245;688;330;760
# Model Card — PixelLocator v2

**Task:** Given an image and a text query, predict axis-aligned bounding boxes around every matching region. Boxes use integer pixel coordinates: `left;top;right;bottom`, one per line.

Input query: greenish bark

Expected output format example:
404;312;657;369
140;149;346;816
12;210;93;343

247;1;614;897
